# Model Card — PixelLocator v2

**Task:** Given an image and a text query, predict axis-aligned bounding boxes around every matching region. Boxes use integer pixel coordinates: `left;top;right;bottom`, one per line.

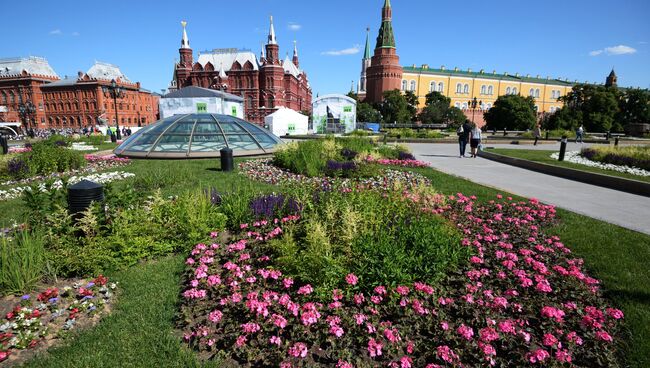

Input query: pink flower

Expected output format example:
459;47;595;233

497;320;516;334
440;321;449;330
595;330;613;342
297;285;313;295
345;273;358;285
400;356;413;368
208;309;223;323
479;327;499;343
336;360;353;368
367;338;383;358
384;328;401;343
555;349;572;362
270;335;282;346
353;293;365;305
354;313;367;325
540;306;565;322
241;322;260;334
207;275;221;286
606;308;624;320
436;346;458;363
542;333;558;347
271;313;288;328
374;286;387;295
566;331;583;345
330;325;345;337
535;279;553;293
283;278;294;289
395;286;410;295
235;335;247;347
528;348;550;363
457;324;474;340
288;342;308;358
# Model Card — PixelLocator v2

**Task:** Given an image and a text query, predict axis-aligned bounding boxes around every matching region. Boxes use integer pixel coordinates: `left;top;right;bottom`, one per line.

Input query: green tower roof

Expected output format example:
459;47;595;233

363;28;371;59
375;0;395;49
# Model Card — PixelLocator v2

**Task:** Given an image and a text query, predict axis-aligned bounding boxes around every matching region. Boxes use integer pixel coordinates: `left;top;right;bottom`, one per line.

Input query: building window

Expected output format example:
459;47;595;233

480;85;486;95
248;96;254;108
401;80;408;91
506;87;511;95
456;83;462;93
409;80;416;92
487;85;493;95
512;87;518;94
529;88;535;97
429;81;436;92
438;82;444;92
9;91;14;103
463;84;469;94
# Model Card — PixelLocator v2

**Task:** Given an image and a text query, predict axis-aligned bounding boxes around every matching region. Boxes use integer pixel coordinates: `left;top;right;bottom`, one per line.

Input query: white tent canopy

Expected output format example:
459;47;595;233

264;107;309;136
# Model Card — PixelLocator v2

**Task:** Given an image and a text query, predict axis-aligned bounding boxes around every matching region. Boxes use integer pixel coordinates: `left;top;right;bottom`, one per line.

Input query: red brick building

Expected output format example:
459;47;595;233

171;18;312;124
0;57;159;130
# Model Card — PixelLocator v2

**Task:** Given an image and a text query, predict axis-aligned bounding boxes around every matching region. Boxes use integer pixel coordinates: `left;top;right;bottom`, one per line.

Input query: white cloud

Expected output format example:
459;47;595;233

288;23;302;31
639;41;648;44
321;45;360;56
49;29;62;35
71;31;80;36
589;44;637;56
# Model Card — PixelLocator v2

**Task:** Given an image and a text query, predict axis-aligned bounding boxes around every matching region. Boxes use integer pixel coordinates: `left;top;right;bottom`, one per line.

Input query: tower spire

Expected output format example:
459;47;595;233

376;0;395;49
180;20;190;49
363;27;371;59
292;40;300;68
268;15;277;45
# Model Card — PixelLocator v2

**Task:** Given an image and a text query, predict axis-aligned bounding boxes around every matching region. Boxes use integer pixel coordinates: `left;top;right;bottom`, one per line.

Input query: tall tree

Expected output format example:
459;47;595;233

418;91;451;125
445;106;467;128
404;91;419;122
618;89;650;130
357;102;382;123
484;94;536;130
378;89;412;124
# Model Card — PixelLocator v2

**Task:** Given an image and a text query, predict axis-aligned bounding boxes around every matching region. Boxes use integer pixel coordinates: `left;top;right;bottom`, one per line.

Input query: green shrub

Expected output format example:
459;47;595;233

267;189;467;297
547;129;576;138
23;142;86;177
79;135;107;146
0;231;47;295
334;136;376;154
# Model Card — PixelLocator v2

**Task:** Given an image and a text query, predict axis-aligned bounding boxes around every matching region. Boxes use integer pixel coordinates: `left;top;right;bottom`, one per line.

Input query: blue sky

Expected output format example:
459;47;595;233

3;0;649;95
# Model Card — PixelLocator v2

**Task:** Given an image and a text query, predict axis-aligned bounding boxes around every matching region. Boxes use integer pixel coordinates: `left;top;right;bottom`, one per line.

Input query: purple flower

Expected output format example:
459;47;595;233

21;295;31;300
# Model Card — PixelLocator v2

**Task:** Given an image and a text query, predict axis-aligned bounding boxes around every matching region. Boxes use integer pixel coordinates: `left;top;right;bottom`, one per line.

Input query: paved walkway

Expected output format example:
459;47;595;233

408;142;650;235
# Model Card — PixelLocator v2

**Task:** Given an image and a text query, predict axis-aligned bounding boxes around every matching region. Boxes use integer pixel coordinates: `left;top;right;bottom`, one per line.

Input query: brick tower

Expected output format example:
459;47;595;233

605;69;617;88
365;0;403;104
175;21;193;89
259;16;285;110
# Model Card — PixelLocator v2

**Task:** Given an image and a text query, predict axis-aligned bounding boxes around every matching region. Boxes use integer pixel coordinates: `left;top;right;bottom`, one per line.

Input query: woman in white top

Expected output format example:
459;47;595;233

469;124;482;158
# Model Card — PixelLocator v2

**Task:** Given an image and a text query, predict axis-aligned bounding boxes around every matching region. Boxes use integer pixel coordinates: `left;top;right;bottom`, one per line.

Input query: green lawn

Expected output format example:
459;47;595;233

487;148;650;183
4;159;648;367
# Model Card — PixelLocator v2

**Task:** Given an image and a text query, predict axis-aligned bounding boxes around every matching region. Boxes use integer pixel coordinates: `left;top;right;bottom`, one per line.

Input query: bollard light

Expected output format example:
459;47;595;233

68;180;104;219
615;137;619;147
558;135;568;161
0;135;7;155
220;147;234;172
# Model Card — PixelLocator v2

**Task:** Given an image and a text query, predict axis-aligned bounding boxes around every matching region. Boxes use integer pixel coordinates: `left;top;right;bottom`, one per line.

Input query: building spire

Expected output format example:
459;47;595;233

268;15;277;45
292;40;300;68
219;63;227;79
376;0;396;49
260;41;266;59
180;20;190;49
363;27;371;59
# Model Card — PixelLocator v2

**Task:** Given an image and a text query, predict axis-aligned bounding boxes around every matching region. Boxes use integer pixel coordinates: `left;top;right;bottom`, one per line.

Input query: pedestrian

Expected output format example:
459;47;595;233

457;120;472;158
469;123;482;158
533;124;541;146
576;125;584;144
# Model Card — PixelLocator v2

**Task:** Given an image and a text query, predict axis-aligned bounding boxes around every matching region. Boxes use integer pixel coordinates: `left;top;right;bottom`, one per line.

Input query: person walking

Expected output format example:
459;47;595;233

470;123;482;158
576;125;584;144
533;124;541;146
457;120;472;157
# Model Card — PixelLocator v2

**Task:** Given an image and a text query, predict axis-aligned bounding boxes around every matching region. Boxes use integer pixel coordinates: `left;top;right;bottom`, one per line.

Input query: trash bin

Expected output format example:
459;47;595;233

68;180;104;218
220;147;234;172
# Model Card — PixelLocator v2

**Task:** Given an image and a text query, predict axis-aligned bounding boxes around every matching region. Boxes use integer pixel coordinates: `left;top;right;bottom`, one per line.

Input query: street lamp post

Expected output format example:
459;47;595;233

102;79;124;139
467;97;481;125
18;101;36;132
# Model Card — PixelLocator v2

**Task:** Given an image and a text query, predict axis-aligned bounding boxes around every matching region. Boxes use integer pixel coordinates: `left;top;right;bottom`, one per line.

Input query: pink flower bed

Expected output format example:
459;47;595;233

178;195;624;367
7;147;31;154
365;157;430;168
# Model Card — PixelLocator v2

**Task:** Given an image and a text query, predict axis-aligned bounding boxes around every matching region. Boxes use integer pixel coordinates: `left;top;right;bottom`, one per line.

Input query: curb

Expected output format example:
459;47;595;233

478;150;650;197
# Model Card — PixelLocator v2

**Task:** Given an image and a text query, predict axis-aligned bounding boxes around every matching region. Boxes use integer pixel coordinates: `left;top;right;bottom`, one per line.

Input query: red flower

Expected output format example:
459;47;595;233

94;275;108;286
0;350;10;362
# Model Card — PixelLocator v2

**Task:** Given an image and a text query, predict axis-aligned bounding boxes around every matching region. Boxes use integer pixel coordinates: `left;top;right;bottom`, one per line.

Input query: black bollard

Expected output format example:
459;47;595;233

0;135;7;155
606;131;611;141
220;147;234;172
558;136;567;161
615;137;619;147
110;133;117;143
545;131;549;140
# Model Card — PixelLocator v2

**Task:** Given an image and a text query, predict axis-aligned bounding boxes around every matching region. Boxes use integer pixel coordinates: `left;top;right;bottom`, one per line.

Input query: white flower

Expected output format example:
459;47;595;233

550;151;650;177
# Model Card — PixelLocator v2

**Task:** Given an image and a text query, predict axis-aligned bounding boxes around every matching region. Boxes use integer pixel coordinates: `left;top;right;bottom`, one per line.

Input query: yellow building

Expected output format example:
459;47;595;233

400;65;576;114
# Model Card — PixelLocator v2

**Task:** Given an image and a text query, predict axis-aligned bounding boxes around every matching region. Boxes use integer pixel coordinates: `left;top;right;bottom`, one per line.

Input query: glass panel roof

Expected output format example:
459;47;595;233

114;113;283;158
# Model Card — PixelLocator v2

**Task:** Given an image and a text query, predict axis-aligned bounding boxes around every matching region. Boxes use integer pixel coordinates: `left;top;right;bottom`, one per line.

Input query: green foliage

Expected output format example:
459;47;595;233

267;189;466;297
20;141;86;178
0;231;47;295
418;91;458;125
357;101;382;123
404;90;419;122
385;128;445;139
378;89;413;124
484;94;537;130
618;88;650;130
78;135;107;146
445;106;467;128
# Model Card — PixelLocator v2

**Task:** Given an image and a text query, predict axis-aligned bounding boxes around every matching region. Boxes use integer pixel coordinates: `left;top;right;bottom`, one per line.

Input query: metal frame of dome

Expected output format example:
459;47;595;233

113;113;284;159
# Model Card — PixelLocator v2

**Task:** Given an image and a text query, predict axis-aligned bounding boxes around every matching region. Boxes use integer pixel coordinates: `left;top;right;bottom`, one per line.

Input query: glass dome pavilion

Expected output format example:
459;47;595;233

113;114;284;158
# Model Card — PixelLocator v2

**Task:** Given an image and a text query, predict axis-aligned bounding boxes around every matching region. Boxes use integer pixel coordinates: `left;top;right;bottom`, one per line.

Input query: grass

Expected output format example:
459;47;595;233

4;159;649;367
487;148;650;183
